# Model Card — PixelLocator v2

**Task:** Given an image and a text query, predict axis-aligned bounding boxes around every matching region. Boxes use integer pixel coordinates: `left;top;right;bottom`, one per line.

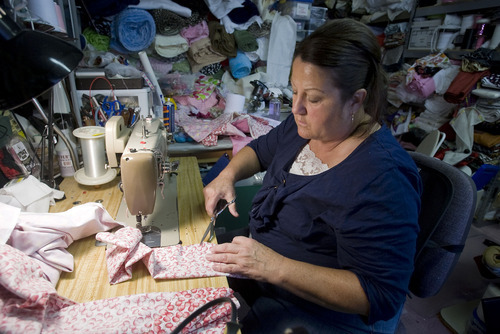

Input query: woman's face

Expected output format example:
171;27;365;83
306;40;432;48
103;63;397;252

291;57;356;143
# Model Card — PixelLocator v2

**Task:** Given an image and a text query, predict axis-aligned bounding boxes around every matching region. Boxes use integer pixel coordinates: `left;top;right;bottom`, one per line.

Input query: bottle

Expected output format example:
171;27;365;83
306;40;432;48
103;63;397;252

55;127;77;177
268;94;281;120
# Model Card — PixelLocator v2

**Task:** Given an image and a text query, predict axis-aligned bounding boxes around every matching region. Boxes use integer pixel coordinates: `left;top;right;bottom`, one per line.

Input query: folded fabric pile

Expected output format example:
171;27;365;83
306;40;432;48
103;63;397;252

444;48;493;104
229;51;252;79
233;29;258;52
110;8;156;53
181;20;209;46
208;21;237;57
154;34;189;58
187;37;227;73
0;244;238;333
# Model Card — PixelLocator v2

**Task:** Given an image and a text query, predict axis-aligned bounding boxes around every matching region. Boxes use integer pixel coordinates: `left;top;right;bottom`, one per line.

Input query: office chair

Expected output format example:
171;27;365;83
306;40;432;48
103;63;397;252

407;151;477;298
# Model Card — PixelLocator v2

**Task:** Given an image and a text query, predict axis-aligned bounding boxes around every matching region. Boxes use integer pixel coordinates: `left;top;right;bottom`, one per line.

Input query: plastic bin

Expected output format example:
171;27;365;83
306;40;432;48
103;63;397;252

280;0;313;21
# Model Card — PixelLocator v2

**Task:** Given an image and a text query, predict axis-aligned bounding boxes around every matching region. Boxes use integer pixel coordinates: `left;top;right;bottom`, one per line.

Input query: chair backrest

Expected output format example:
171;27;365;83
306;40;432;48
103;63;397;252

408;151;477;298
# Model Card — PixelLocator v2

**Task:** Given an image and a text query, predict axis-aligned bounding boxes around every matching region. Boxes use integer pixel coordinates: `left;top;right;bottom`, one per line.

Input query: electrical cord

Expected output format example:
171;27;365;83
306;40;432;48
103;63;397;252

170;297;241;334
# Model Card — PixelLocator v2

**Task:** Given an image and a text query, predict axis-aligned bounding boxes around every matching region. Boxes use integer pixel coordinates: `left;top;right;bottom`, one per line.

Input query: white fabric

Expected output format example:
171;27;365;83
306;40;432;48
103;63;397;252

290;144;329;175
154;34;189;58
0;175;64;212
203;0;244;19
443;107;484;165
266;13;296;87
129;0;192;17
433;65;460;95
5;202;123;285
220;14;262;34
0;203;19;244
256;36;269;61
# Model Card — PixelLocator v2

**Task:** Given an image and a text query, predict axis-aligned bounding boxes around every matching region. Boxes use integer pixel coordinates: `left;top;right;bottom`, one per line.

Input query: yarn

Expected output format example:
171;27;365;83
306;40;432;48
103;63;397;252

110;8;156;53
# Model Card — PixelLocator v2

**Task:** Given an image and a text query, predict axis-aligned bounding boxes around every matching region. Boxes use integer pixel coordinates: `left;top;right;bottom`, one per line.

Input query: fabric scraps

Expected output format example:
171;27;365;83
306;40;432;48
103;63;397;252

176;111;273;147
95;226;228;284
181;20;210;46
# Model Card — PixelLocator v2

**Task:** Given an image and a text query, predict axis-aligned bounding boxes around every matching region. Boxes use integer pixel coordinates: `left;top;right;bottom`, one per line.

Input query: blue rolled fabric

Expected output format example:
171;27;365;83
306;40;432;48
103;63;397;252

110;8;156;53
229;51;252;79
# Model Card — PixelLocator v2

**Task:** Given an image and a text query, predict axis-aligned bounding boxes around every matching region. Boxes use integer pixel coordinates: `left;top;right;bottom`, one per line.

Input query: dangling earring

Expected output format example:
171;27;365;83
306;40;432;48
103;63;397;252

351;112;355;123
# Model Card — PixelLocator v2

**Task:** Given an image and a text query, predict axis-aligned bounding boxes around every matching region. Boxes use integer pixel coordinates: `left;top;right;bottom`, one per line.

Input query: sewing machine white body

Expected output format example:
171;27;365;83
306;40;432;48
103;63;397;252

105;116;179;247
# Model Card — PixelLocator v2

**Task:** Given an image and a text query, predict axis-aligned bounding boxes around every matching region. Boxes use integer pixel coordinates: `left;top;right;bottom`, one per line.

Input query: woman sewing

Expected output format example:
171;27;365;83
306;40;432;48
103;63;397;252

204;18;422;333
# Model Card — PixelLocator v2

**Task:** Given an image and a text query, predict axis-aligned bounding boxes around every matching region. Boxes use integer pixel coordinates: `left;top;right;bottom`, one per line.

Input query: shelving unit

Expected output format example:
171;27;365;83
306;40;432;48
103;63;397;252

402;0;500;61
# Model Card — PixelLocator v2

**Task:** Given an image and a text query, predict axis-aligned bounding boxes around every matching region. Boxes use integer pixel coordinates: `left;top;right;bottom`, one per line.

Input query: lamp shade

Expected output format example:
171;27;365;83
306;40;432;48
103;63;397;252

0;6;83;110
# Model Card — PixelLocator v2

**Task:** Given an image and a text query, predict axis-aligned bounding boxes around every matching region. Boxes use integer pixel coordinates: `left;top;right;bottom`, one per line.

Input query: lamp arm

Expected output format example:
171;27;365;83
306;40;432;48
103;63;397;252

32;97;79;173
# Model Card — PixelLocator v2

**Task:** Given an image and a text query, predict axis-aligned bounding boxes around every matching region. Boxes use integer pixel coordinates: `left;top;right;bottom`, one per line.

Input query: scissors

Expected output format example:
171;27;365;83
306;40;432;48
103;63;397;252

200;197;236;244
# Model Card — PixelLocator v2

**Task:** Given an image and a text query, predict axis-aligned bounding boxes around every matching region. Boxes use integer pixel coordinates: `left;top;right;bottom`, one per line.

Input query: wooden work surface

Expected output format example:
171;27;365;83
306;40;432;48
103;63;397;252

50;156;228;303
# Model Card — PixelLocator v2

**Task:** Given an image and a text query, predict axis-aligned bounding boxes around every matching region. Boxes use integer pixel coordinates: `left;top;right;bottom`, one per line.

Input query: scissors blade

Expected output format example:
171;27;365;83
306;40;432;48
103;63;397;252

199;198;236;244
200;217;215;244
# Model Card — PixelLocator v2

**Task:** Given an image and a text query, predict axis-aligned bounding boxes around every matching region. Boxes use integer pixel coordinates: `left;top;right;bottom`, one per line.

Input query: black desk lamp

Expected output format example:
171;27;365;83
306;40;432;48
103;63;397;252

0;5;83;187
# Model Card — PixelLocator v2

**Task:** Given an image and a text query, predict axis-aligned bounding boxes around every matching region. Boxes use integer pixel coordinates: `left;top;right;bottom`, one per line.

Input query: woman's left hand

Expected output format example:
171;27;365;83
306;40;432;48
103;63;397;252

206;236;285;283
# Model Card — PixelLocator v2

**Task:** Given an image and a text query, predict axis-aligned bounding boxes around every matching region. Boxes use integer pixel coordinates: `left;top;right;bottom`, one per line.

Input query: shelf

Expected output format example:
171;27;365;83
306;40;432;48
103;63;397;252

415;0;499;17
404;48;500;61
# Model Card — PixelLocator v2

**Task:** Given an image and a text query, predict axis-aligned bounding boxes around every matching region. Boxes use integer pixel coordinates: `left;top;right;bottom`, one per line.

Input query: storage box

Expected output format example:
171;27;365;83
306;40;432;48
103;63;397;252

280;0;313;21
408;19;442;50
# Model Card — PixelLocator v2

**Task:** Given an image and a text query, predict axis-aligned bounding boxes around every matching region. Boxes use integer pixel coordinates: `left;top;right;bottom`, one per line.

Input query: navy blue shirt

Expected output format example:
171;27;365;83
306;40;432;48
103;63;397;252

247;114;422;324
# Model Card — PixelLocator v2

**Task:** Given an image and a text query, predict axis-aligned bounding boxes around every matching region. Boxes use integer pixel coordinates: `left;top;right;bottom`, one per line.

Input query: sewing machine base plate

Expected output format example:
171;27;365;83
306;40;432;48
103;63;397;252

115;174;180;247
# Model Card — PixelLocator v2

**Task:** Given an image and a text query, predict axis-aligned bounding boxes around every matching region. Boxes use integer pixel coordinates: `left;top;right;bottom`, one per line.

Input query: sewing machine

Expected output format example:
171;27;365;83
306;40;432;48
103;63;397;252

105;115;179;247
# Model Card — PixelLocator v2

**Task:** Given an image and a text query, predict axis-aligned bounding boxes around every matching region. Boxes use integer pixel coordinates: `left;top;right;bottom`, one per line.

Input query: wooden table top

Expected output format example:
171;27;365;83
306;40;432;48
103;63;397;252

50;156;228;303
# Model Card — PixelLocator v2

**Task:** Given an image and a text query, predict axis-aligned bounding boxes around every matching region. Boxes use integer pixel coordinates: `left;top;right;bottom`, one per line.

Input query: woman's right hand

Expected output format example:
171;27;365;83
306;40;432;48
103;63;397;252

203;174;239;218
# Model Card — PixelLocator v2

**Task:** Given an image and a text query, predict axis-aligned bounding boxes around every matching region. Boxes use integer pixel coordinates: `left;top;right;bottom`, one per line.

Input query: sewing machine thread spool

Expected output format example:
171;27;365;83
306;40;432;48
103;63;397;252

73;126;116;186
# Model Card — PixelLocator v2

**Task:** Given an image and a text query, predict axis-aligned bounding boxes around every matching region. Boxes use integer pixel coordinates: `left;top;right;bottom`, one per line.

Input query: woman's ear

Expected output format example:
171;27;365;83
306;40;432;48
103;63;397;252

349;89;367;112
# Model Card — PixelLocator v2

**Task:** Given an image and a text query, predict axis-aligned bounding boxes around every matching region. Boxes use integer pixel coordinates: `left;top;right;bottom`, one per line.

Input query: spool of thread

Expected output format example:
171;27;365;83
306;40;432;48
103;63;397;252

27;0;62;32
482;245;500;276
73;126;107;178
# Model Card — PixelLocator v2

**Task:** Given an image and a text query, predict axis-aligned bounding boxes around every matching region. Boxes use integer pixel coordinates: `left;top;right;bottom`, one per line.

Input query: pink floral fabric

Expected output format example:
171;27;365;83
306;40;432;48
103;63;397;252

0;244;238;334
177;111;273;147
96;226;228;284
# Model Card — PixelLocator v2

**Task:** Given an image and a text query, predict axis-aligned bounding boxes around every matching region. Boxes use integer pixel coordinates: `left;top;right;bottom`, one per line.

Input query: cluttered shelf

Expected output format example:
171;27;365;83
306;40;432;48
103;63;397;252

415;0;499;17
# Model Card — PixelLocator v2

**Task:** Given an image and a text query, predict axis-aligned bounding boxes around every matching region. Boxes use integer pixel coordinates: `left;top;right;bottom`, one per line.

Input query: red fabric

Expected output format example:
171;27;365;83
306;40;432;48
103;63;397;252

444;70;490;104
